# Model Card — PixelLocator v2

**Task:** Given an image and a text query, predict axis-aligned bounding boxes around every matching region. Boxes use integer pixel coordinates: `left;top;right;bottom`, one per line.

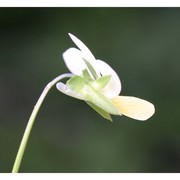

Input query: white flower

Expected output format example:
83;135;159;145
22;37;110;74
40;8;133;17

56;33;155;121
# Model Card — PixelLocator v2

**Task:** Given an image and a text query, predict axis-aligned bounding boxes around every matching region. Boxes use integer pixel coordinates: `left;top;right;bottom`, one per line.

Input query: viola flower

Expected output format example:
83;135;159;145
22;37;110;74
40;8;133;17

12;33;156;173
56;33;155;121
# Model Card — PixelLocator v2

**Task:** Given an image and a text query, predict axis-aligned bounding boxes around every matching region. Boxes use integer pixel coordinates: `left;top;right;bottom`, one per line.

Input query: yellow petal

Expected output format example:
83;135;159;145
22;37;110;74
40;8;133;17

111;96;155;121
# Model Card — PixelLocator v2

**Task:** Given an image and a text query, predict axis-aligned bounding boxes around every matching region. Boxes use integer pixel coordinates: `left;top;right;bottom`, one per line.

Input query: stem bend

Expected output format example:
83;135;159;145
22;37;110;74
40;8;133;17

12;73;73;173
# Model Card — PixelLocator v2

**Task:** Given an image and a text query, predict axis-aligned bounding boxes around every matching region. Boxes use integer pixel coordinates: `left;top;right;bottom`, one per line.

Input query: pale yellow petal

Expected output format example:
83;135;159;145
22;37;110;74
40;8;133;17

111;96;155;121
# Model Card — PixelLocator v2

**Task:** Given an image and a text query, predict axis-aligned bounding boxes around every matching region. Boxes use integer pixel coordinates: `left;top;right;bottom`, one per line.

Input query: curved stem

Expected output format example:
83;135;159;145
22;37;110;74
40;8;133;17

12;73;73;173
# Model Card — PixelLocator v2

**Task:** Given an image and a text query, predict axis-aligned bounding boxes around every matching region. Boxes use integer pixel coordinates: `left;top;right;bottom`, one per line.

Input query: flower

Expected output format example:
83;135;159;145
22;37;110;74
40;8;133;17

56;33;155;121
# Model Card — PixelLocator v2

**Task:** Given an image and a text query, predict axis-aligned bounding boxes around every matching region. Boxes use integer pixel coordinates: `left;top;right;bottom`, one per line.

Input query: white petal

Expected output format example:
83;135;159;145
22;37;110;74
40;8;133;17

63;47;100;78
63;48;87;76
111;96;155;121
56;82;85;100
95;60;121;98
68;33;96;63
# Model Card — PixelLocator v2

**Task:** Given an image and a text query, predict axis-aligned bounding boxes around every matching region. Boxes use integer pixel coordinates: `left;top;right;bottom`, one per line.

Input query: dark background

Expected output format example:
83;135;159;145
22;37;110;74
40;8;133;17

0;8;180;172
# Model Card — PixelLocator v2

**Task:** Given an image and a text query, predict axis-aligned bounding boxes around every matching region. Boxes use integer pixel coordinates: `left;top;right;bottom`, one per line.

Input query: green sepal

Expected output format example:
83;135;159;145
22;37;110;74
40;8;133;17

67;76;119;115
86;101;112;121
82;69;92;81
67;75;86;93
90;75;111;90
83;58;98;79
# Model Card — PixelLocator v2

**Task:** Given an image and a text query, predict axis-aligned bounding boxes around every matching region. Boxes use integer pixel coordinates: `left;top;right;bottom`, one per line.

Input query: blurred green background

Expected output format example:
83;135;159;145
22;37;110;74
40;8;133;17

0;8;180;172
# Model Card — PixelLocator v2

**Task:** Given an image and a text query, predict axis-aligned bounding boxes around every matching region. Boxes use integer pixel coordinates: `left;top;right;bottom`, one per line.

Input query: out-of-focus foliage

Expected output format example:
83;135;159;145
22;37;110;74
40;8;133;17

1;8;180;172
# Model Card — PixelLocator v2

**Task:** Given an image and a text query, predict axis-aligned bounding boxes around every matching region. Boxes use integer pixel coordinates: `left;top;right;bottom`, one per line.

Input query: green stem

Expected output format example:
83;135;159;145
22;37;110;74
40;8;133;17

12;73;73;173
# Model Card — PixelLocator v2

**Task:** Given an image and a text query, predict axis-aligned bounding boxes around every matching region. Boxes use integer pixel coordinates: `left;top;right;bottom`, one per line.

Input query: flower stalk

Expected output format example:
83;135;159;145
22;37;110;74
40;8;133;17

12;73;73;173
